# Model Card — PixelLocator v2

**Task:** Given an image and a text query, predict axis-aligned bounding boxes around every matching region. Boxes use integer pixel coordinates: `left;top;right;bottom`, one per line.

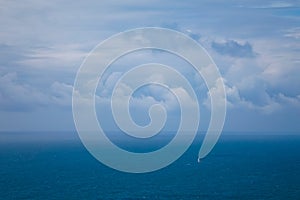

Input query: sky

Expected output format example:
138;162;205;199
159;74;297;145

0;0;299;133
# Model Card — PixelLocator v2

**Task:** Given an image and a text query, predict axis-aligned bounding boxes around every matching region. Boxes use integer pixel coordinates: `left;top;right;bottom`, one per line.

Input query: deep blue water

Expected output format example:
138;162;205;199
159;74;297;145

1;132;300;199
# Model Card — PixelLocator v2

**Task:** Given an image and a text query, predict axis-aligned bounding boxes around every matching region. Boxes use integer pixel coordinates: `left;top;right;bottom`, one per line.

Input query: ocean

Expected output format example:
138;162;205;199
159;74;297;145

0;132;300;199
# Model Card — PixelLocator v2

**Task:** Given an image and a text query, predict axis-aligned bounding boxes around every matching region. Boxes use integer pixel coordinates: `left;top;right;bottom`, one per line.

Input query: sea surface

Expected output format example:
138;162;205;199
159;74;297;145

0;132;300;199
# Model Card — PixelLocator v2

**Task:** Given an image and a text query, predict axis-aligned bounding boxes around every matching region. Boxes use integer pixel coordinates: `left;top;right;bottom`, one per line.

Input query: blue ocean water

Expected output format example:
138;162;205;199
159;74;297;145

0;132;300;199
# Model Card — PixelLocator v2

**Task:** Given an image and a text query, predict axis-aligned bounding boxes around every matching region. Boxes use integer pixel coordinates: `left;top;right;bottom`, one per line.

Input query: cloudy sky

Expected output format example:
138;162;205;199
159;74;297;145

0;0;299;133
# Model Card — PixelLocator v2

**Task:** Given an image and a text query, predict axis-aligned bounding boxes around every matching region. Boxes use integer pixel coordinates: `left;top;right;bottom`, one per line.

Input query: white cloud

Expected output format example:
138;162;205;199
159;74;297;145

17;44;88;71
1;0;300;131
50;81;73;107
277;93;300;108
237;1;298;9
269;2;294;8
0;73;47;111
0;72;73;111
284;27;300;40
211;39;256;58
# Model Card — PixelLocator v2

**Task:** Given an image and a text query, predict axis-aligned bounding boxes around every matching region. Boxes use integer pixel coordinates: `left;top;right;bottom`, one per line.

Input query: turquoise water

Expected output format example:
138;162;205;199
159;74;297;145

1;133;300;199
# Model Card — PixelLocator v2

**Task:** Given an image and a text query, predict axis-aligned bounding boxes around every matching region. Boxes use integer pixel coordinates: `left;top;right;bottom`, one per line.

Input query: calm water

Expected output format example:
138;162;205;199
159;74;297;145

0;132;300;199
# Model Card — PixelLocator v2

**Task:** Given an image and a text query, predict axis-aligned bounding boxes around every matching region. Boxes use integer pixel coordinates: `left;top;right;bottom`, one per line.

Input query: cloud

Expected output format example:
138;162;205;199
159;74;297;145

93;69;199;131
237;0;300;9
276;93;300;108
50;82;73;107
213;42;299;115
211;40;257;58
268;1;294;8
284;27;300;39
0;72;73;111
206;79;280;115
0;44;27;66
0;73;47;111
97;72;123;97
162;22;201;41
98;72;196;113
17;44;88;71
0;0;300;131
215;77;300;115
